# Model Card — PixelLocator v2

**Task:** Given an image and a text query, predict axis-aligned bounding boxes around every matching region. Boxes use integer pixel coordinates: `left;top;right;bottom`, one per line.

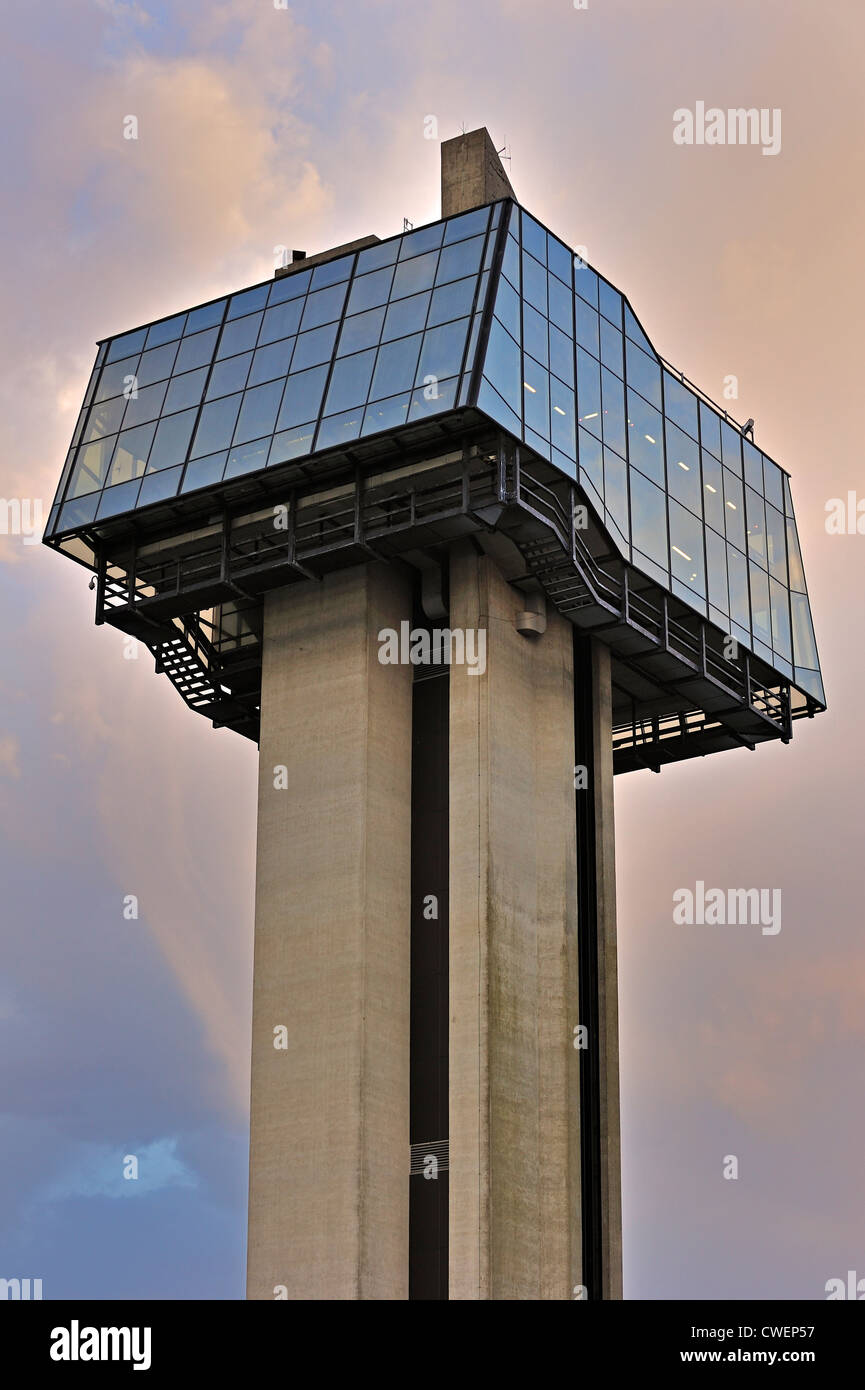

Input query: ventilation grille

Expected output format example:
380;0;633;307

410;1139;449;1174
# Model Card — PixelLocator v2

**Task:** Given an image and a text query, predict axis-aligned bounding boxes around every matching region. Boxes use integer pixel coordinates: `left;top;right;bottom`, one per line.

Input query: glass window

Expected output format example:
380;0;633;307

136;342;179;388
84;397;125;442
268;424;315;464
550;382;576;458
523;359;550;438
549;323;574;388
277;364;329;430
399;224;444;261
225;438;271;478
574;263;599;307
233;381;284;445
577;348;602;438
392;250;439;300
316;409;362;450
626;390;664;485
604;449;629;537
70;437;115;496
147;408;197;471
409;376;457;420
163;367;207;416
191;393;242;457
493;276;521;341
764;458;784;510
291;322;339;371
145;314;187;350
382;291;430;341
744;440;763;492
355;243;398;277
705;528;728;613
228;286;269;320
745;485;766;566
310;254;354;288
598;280;622;326
721;421;742;473
601;369;626;457
699;401;722;458
544;277;569;336
268;267;312;303
95;356;139;402
701;450;724;531
181;451;228;492
727;546;750;629
600;320;624;377
629;470;668;569
428;276;476;326
175;327;218;374
97;479;141;518
624;303;653;354
575;298;599;356
791;592;818;667
501;234;520;289
547;235;572;286
669;499;705;597
370;334;422;400
484;319;521;405
666;422;701;514
260;298;303;345
444;207;490;244
523;304;548;367
663;373;698;440
416;319;468;386
106;329;146;363
436;235;484;285
521;213;547;263
477;379;522;437
521;251;547;313
59;495;99;529
723;469;746;549
786;515;806;591
347;267;395;317
625;340;661;408
138;465;183;507
770;579;792;661
186;300;225;334
248;337;295;386
579;427;604;495
206;352;252;399
749;563;771;646
324;349;377;414
338;306;385;356
109;422;156;485
300;283;347;332
122;381;167;429
217;313;262;359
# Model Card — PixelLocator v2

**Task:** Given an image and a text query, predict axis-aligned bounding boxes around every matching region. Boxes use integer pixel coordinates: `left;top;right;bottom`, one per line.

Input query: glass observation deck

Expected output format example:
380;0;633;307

44;197;824;721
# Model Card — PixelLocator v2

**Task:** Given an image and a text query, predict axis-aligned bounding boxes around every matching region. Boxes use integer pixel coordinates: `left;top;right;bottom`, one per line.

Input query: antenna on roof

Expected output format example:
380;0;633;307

497;139;512;166
403;217;414;232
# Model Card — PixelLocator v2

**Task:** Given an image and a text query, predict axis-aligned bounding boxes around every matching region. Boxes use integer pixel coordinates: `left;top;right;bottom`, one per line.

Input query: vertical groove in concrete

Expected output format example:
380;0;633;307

246;562;412;1301
448;543;579;1299
591;640;624;1299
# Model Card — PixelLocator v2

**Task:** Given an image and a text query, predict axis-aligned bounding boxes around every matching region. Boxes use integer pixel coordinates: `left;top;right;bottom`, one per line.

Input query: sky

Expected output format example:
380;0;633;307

1;0;863;1299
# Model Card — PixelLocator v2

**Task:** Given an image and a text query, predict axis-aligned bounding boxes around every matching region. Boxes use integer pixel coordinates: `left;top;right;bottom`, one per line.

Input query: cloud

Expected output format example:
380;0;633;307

42;1137;196;1201
0;736;21;779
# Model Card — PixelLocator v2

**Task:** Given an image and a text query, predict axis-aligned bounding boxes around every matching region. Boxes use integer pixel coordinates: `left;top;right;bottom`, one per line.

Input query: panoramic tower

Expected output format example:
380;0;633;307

44;130;824;1300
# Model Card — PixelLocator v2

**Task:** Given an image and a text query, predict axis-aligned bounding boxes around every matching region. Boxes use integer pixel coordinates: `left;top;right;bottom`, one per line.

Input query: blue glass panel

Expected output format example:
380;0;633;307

268;424;315;464
666;422;700;513
60;494;100;528
701;451;724;531
501;234;520;289
521;252;546;313
484;319;521;405
550;383;576;458
669;499;705;597
579;428;603;495
477;379;522;437
291;322;339;371
749;563;771;645
338;306;385;355
108;422;156;484
444;207;489;244
346;266;395;315
138;465;182;506
436;235;484;286
624;303;652;353
416;319;468;386
428;276;476;327
523;304;548;367
107;329;146;363
217;313;262;359
723;469;746;549
370;334;422;400
147;408;197;471
146;314;187;349
699;401;722;458
770;579;792;660
95;356;139;402
577;348;602;438
225;438;271;478
604;449;629;538
185;300;225;334
524;426;551;462
316;409;362;449
791;592;818;667
399;224;445;259
521;213;546;264
764;458;784;510
191;393;242;457
268;268;312;304
277;364;329;429
356;241;398;274
228;286;269;320
180;451;228;492
721;421;742;473
70;437;116;496
408;377;457;421
547;235;572;286
629;470;668;569
598;281;622;326
601;369;626;457
705;529;728;612
97;479;142;518
574;264;599;307
547;276;572;334
234;381;284;446
392;251;439;299
175;327;218;373
85;397;125;441
382;292;430;341
311;254;354;288
324;349;377;414
626;390;664;485
575;299;599;355
743;440;763;492
493;276;521;341
259;298;303;345
600;320;624;377
206;352;252;399
523;359;549;437
248;337;295;386
137;342;179;387
122;381;167;429
663;373;699;439
300;283;347;331
727;546;750;628
766;504;786;584
363;392;411;434
625;340;661;408
746;486;767;565
549;324;575;387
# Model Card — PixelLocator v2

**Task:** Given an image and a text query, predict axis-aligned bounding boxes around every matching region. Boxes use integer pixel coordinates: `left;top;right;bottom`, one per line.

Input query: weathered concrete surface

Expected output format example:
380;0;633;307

591;640;623;1299
246;562;413;1300
448;543;581;1299
441;127;516;218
